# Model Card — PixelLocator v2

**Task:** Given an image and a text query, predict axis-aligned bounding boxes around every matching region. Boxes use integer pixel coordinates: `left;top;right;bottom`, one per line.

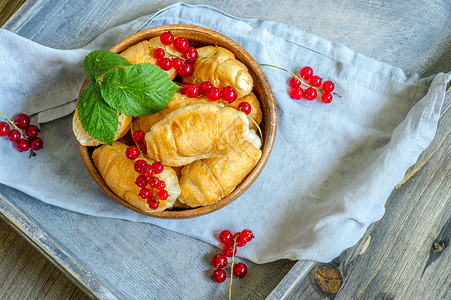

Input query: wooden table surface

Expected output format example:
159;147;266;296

0;2;90;299
1;1;450;299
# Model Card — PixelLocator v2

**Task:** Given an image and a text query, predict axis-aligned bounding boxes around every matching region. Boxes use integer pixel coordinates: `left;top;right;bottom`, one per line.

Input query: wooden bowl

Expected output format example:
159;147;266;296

76;24;276;218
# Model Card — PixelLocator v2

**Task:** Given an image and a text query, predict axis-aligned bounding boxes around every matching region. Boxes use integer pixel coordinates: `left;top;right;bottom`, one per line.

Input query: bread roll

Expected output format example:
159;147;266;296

182;46;253;98
119;37;181;79
229;92;262;131
92;141;181;212
178;136;262;207
72;109;132;146
132;92;209;134
145;102;250;167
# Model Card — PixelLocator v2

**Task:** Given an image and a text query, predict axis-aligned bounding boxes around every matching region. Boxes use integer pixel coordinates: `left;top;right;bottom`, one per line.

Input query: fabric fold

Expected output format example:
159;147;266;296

0;3;449;263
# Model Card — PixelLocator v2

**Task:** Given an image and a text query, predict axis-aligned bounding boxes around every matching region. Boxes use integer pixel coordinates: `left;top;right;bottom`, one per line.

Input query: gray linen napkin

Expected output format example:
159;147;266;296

0;3;449;263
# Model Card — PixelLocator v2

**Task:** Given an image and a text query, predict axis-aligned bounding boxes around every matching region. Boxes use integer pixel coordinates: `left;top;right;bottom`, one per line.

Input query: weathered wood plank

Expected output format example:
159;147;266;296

282;90;451;299
0;217;90;300
0;0;26;26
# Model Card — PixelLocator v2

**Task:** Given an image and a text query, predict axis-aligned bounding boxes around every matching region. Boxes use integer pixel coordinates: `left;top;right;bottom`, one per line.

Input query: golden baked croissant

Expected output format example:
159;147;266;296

72;109;132;146
119;37;181;79
229;92;262;131
178;134;262;207
145;102;250;167
132;92;209;134
182;46;253;98
92;141;181;212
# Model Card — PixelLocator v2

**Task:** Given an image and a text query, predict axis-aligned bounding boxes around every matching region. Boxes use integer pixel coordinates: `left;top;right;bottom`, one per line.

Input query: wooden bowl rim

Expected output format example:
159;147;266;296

76;24;277;219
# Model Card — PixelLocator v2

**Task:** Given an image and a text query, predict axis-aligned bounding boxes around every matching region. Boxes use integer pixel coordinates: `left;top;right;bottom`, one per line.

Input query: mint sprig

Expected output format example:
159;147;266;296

77;50;180;145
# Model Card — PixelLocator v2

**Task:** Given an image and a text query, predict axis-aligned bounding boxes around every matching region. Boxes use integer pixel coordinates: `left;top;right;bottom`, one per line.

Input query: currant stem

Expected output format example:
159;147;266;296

0;110;26;136
168;50;218;62
260;64;312;89
130;123;148;162
228;236;238;300
247;116;263;142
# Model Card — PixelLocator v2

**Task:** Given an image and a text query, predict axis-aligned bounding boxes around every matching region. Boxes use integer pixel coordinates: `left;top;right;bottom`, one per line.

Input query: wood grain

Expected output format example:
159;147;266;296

279;90;451;299
0;3;90;300
0;0;25;26
0;217;90;300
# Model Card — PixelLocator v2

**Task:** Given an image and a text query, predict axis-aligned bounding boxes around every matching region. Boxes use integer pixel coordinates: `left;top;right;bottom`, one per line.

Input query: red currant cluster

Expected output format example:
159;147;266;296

179;81;252;115
289;66;335;103
0;112;43;156
211;229;254;283
124;129;168;210
154;31;197;78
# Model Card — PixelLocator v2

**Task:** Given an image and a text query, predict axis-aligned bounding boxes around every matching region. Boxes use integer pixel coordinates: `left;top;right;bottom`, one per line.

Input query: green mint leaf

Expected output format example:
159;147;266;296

100;63;180;116
83;50;131;82
77;81;119;145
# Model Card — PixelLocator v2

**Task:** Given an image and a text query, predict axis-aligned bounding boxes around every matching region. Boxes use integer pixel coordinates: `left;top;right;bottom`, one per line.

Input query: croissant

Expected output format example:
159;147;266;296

92;141;181;212
178;134;262;207
72;109;132;146
229;92;262;131
132;92;209;134
182;46;253;98
145;102;250;167
119;37;181;79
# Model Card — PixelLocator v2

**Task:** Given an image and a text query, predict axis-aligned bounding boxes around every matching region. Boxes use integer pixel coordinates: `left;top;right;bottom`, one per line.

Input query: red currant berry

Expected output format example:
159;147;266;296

290;87;303;100
223;242;237;257
134;159;147;172
156;180;166;190
172;57;184;70
139;187;151;199
125;145;140;160
303;87;318;100
152;161;164;174
30;137;43;150
139;142;147;154
14;113;30;129
0;122;10;136
309;75;322;88
321;92;333;103
157;189;168;201
160;31;174;45
149;176;160;188
221;87;238;104
234;233;247;247
184;83;200;98
173;36;189;53
219;230;233;244
212;254;228;269
183;47;198;60
212;268;227;283
206;87;221;101
289;77;301;88
240;229;253;242
322;80;335;93
25;125;39;138
237;101;252;115
158;57;173;71
153;48;165;59
8;129;21;142
147;196;159;210
16;139;30;152
199;81;213;95
140;164;154;177
232;263;248;278
135;175;149;188
132;130;146;144
178;63;194;78
300;66;313;80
